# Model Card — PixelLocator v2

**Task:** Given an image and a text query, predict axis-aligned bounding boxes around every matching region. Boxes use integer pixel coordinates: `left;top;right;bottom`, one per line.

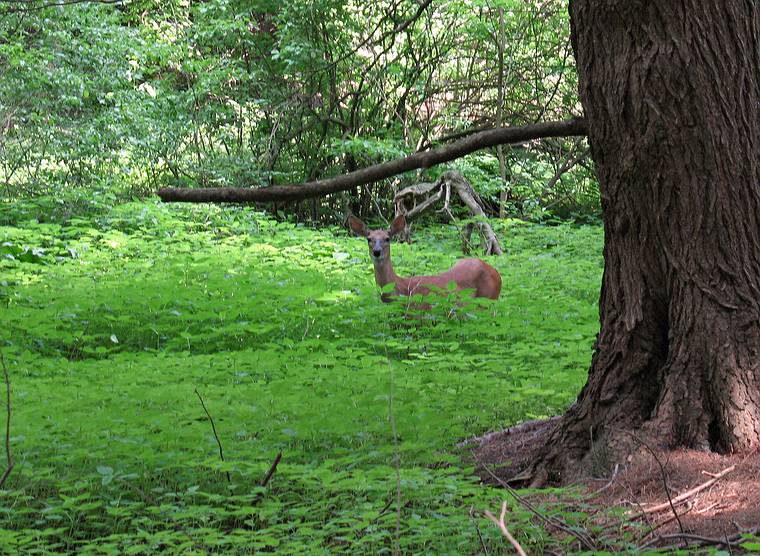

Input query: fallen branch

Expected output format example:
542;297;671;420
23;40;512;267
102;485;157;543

624;433;684;533
483;501;528;556
481;464;598;551
637;464;734;516
393;171;503;255
639;527;760;551
157;119;587;203
260;451;282;487
469;505;490;555
0;353;12;489
590;463;619;496
194;388;231;484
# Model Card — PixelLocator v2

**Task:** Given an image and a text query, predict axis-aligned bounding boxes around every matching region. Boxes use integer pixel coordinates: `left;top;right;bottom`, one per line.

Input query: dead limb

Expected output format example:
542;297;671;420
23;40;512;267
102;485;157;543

624;433;684;533
638;527;760;551
260;451;282;487
483;501;528;556
481;464;598;551
157;119;587;203
194;388;231;484
393;171;503;255
0;353;12;489
636;464;735;516
469;505;490;555
589;463;619;496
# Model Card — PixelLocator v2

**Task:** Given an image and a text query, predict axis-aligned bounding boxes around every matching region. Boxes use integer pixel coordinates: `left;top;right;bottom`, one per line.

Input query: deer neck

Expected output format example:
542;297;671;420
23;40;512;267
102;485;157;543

372;257;404;290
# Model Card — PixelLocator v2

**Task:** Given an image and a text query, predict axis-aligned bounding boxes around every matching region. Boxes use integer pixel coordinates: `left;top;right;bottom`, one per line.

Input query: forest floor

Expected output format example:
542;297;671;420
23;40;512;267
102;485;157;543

472;419;760;551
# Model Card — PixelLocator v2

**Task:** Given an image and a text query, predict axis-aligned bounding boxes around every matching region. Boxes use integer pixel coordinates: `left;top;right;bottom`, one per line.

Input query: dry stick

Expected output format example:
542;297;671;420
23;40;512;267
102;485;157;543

388;362;402;556
694;502;719;514
632;447;755;551
637;464;735;516
481;464;598;551
638;528;760;551
260;451;282;487
483;501;528;556
623;432;684;534
651;444;757;515
639;502;693;542
0;353;13;489
194;388;231;484
590;463;619;496
469;505;490;555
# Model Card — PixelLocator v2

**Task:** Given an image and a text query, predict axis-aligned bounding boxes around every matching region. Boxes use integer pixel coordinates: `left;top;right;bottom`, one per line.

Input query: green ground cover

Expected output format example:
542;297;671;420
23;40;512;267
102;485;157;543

0;200;604;554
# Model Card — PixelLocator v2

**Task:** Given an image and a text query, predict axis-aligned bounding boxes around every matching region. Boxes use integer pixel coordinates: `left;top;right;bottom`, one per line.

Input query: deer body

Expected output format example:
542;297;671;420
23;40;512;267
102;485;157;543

349;215;501;302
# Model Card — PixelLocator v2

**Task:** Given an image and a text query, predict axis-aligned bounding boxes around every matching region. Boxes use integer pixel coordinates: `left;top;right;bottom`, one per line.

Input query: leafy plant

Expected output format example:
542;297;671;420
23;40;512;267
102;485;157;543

0;199;606;553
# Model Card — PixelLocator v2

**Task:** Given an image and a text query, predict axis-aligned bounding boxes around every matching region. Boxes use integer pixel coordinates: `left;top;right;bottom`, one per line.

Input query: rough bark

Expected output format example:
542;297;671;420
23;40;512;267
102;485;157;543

156;119;587;203
534;0;760;484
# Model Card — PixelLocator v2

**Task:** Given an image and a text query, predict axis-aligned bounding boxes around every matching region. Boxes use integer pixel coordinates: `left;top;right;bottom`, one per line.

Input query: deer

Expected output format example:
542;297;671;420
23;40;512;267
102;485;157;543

348;214;502;303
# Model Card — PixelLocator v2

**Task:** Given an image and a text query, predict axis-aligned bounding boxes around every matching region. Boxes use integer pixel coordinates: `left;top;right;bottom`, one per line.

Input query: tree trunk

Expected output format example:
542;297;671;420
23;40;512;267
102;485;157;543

535;0;760;484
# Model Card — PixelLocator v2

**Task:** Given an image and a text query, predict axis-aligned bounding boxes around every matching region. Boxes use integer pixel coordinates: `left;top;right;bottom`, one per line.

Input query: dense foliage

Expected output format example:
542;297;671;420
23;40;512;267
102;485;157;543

0;0;597;221
0;1;617;552
0;199;607;553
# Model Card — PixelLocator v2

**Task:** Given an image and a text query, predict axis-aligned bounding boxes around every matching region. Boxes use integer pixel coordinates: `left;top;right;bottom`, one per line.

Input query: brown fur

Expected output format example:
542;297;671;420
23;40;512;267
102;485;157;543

348;214;502;301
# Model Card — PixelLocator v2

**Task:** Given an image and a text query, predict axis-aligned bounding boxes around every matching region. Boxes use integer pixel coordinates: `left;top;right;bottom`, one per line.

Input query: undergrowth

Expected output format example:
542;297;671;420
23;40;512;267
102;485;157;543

1;199;609;553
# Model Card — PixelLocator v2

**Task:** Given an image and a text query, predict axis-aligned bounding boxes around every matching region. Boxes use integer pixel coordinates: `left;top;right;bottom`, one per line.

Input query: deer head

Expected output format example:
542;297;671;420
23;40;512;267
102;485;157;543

348;214;405;263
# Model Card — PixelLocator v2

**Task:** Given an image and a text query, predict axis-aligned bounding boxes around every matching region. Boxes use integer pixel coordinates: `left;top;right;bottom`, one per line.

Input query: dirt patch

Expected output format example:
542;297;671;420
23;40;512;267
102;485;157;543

465;417;558;483
589;449;760;539
467;418;760;548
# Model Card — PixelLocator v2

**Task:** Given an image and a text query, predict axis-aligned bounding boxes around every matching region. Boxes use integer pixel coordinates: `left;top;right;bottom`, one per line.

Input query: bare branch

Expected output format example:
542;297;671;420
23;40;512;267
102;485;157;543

194;389;231;484
639;527;760;551
481;464;598;551
636;464;735;516
0;353;13;489
157;118;588;204
483;501;528;556
260;451;282;487
624;433;684;533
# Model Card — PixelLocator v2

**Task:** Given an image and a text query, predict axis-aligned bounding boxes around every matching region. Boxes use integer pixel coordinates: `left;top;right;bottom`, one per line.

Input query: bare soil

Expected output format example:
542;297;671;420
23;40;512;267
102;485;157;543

467;418;760;547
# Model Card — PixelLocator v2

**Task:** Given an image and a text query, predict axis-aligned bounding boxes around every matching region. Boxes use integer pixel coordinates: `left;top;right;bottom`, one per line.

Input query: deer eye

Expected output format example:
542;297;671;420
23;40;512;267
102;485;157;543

367;238;372;243
384;238;390;243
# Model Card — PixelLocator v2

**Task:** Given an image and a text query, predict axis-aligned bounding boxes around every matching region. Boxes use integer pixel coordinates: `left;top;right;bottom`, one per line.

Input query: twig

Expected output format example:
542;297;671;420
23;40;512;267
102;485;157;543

623;432;683;533
636;464;735;515
637;502;692;543
260;452;282;487
363;184;389;226
470;505;490;555
725;531;734;556
483;501;528;556
389;363;402;556
194;388;231;484
0;353;13;489
481;464;598;551
590;463;619;496
638;528;760;551
694;502;719;514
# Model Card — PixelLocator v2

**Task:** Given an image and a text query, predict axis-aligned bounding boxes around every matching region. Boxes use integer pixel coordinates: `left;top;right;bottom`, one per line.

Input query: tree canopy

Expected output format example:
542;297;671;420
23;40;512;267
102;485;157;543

0;0;596;221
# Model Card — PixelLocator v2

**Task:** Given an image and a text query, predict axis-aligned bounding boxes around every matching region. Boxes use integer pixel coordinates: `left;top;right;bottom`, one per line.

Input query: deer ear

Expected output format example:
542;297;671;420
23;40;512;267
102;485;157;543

347;215;368;237
389;214;406;237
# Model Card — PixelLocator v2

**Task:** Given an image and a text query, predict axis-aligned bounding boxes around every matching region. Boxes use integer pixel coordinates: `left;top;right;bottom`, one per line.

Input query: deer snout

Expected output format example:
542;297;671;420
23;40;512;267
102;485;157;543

372;248;382;258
